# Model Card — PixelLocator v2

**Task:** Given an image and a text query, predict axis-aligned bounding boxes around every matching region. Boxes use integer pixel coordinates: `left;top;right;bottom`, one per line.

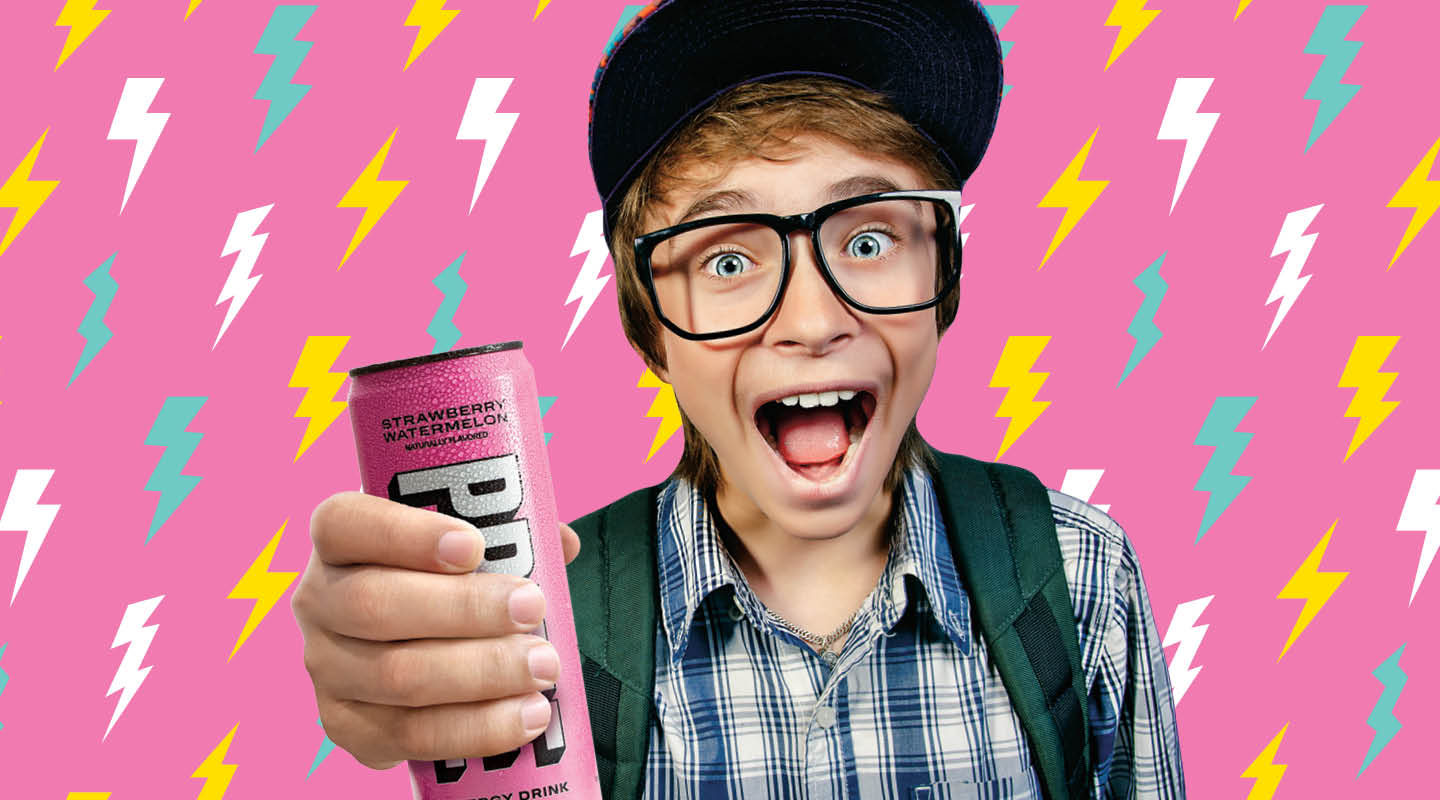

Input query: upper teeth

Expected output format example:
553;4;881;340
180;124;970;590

778;389;857;407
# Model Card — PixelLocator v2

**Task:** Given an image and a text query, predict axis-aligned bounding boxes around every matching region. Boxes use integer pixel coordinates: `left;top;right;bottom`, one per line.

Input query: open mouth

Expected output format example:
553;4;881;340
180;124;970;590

754;389;877;482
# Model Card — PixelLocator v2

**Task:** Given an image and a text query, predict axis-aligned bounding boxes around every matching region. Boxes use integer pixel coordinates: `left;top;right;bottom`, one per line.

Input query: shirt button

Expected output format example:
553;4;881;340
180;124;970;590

822;650;839;666
814;705;837;729
728;604;744;621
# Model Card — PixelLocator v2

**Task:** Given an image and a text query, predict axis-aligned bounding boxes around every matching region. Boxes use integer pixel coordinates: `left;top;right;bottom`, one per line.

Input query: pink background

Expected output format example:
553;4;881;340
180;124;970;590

0;1;1434;796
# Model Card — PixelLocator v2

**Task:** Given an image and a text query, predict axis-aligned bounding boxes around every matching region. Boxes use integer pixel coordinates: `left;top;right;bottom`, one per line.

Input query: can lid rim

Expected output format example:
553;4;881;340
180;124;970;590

348;341;524;377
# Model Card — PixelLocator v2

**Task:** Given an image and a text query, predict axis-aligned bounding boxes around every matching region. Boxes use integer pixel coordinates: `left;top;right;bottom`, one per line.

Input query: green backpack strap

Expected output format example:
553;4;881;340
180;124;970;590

568;483;663;800
929;450;1092;800
568;453;1091;799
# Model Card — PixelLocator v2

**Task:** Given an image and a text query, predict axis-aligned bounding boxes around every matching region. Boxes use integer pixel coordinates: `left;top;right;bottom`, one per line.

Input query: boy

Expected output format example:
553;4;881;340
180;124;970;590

292;1;1186;798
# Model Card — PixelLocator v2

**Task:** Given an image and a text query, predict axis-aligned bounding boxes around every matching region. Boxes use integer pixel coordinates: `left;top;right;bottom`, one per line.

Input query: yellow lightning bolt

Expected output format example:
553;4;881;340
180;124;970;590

1385;135;1440;269
227;519;299;661
1241;722;1289;799
1037;127;1109;269
638;367;681;462
1277;519;1349;661
1338;335;1399;462
192;723;239;798
404;0;460;71
337;128;409;270
55;0;111;70
1103;0;1160;70
186;1;203;21
289;335;351;461
0;129;61;260
534;0;553;21
989;335;1052;460
1235;0;1254;21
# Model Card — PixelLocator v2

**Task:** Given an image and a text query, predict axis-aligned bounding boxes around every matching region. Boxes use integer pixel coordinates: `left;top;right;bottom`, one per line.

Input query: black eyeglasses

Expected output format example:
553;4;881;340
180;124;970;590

634;190;964;340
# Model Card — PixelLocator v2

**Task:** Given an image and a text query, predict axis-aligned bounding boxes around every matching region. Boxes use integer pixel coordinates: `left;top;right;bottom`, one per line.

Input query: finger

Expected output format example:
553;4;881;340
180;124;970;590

324;691;554;764
560;523;580;565
313;630;559;707
310;491;484;573
308;562;547;641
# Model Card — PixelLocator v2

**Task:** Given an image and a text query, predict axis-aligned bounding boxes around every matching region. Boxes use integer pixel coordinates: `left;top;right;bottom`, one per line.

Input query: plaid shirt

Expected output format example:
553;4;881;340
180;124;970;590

642;466;1185;799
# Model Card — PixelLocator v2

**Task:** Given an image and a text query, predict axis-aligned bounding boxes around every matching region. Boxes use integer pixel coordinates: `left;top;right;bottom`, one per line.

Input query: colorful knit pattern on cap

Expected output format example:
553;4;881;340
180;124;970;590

587;0;665;127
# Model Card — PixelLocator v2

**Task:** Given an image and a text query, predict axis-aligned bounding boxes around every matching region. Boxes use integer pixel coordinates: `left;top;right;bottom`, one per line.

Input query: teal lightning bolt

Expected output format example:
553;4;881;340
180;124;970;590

1193;396;1255;543
428;252;467;353
980;5;1017;97
539;395;556;444
1359;642;1407;776
1119;252;1167;385
70;252;118;386
307;715;336;777
144;396;206;544
604;6;647;57
254;5;317;151
1302;6;1365;152
0;642;8;731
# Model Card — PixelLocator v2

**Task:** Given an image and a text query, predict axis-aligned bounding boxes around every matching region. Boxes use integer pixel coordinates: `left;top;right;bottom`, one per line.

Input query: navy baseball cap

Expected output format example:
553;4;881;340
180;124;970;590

587;0;1005;246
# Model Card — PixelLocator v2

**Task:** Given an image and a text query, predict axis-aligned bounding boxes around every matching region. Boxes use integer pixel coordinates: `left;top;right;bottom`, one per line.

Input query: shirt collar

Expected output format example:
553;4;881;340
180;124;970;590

655;466;973;666
885;467;972;656
655;478;741;662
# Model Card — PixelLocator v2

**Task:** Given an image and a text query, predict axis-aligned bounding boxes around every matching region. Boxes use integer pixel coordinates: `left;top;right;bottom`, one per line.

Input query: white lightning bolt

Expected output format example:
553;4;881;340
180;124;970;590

1397;469;1440;605
1161;594;1214;706
105;594;164;740
1262;204;1322;349
457;77;518;214
106;77;170;213
959;201;975;249
1059;468;1111;514
0;469;60;605
213;203;274;349
1157;77;1219;215
562;209;612;349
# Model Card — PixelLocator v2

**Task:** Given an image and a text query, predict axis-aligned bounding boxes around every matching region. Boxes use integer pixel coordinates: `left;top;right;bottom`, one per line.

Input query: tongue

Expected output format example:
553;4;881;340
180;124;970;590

772;405;849;465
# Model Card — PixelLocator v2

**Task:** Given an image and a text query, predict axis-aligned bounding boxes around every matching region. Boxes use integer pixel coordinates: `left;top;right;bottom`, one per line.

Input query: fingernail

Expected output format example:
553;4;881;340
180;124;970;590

508;583;545;626
528;643;560;683
436;530;480;568
521;693;551;733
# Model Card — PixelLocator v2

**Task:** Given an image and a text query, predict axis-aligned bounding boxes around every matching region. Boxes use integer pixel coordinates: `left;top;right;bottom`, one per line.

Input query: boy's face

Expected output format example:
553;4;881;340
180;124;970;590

643;133;940;539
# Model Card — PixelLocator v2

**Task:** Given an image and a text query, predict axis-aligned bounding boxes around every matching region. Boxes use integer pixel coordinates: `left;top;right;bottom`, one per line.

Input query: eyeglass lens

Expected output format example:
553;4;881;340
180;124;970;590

648;197;954;335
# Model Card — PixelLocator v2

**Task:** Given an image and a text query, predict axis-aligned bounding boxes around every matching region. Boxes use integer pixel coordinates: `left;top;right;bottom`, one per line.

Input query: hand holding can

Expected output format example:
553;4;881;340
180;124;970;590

293;491;584;769
333;341;600;799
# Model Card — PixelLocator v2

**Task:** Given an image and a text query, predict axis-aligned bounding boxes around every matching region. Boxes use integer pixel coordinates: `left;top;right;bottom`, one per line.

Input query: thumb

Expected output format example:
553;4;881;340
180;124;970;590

560;522;581;565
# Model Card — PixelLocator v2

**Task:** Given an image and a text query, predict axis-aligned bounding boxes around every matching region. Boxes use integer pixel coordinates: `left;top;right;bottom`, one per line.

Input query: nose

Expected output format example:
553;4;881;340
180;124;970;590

762;229;859;354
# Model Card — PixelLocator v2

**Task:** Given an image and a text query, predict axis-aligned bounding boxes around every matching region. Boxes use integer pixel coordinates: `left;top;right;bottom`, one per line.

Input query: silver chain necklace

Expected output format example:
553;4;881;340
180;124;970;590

765;606;860;654
716;494;897;657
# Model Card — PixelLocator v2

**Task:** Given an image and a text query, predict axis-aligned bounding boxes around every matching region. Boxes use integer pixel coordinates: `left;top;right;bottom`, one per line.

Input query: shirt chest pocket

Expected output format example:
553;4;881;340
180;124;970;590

910;767;1042;799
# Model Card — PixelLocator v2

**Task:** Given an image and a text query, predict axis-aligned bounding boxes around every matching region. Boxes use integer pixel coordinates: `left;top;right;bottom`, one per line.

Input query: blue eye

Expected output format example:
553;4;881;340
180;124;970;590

845;231;895;259
705;252;752;278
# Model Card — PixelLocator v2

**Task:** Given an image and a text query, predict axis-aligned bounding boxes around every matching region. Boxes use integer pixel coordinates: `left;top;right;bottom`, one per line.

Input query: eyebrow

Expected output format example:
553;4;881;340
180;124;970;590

674;174;905;225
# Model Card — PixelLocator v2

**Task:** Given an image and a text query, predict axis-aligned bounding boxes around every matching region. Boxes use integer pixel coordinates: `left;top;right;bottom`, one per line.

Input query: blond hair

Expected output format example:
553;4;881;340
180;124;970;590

610;77;961;497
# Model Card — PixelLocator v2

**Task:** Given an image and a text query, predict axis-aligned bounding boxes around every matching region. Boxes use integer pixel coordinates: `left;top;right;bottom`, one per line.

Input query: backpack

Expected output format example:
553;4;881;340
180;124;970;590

567;448;1092;799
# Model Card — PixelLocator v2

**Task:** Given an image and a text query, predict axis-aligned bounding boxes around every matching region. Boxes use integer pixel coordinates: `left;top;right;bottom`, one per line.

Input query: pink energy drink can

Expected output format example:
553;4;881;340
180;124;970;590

347;341;600;800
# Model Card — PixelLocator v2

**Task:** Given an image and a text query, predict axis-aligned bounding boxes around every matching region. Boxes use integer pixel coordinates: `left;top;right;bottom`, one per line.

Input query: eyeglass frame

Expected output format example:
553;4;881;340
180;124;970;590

632;189;965;341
